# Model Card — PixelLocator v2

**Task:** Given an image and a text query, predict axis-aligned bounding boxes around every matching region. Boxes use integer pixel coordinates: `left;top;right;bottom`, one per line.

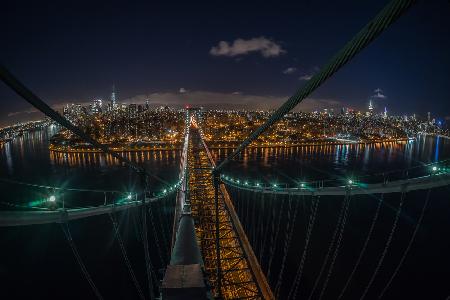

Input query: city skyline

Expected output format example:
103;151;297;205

1;1;450;126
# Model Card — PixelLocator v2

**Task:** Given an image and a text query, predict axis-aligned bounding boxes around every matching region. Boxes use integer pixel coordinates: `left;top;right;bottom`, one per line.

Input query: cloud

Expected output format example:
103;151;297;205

179;87;188;94
373;88;386;99
7;109;38;117
282;67;297;75
299;74;313;81
210;37;285;58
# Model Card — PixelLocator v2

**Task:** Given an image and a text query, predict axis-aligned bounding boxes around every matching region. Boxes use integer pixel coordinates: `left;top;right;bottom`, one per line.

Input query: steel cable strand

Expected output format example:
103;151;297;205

287;196;320;300
61;222;104;300
257;191;266;254
109;213;145;300
274;193;299;298
260;193;275;268
155;196;170;257
290;196;320;299
267;194;286;282
251;190;258;250
141;202;155;300
265;193;279;273
378;189;431;299
148;202;166;266
318;194;352;300
359;191;407;300
257;192;267;259
307;194;349;300
337;194;385;300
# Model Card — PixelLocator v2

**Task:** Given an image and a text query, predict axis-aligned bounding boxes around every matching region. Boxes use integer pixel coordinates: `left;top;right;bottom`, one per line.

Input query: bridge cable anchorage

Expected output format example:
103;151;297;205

287;195;320;300
360;189;407;300
378;189;432;299
60;221;104;300
274;193;299;298
213;0;416;173
109;213;146;300
337;193;385;300
307;192;350;300
0;63;170;188
318;192;352;300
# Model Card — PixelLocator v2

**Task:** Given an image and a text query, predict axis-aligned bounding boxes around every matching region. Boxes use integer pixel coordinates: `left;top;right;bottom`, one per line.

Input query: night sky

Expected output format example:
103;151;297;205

1;0;450;126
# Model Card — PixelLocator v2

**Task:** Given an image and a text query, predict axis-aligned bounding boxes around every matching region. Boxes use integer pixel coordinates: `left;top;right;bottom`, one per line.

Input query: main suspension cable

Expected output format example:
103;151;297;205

214;0;416;173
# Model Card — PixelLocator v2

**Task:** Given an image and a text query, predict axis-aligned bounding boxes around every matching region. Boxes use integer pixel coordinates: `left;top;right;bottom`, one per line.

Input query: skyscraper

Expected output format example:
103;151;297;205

111;84;117;109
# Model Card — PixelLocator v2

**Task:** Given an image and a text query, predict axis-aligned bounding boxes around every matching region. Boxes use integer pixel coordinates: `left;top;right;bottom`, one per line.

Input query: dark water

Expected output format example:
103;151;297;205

1;129;450;299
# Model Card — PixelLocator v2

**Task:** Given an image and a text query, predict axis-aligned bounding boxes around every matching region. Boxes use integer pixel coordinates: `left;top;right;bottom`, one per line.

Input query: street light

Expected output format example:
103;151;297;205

127;193;132;200
49;195;56;202
348;179;353;185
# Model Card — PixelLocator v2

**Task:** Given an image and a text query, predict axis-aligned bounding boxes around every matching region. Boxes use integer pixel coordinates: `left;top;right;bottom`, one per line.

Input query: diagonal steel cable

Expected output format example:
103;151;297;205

215;0;416;173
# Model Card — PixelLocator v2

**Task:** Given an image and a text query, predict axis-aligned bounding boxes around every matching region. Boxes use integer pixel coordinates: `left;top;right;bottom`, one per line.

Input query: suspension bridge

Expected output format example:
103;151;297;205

1;0;449;299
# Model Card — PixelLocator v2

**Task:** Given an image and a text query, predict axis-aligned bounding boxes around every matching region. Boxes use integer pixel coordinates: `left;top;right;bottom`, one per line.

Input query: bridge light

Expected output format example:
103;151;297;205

48;195;56;202
348;179;353;185
127;193;132;200
300;183;305;188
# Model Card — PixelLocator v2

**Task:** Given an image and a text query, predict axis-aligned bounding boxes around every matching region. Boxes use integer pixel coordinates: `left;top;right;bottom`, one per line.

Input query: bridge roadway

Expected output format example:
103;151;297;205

187;125;274;299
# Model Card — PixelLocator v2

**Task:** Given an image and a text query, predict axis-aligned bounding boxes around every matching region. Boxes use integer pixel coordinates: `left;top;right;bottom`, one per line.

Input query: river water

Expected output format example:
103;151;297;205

0;128;449;299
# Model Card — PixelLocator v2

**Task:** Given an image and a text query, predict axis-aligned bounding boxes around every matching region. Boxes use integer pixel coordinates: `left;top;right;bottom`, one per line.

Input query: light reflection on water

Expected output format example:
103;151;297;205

212;136;450;184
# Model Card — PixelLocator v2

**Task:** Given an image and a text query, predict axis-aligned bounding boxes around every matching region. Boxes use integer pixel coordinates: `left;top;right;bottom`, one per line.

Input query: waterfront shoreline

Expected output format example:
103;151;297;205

48;137;413;153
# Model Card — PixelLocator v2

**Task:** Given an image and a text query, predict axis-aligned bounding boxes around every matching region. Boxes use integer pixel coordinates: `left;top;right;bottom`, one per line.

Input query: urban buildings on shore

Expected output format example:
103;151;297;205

1;86;447;151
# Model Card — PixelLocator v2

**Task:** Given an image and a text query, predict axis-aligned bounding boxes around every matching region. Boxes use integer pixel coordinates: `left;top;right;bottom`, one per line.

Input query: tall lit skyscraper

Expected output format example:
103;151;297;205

111;84;117;109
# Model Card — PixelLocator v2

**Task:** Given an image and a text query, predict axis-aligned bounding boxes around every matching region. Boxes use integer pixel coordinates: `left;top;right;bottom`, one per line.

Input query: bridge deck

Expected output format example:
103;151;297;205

188;127;273;299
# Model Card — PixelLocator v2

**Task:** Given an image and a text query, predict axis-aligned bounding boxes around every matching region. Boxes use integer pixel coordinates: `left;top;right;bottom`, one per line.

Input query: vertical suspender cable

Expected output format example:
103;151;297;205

275;193;299;298
338;194;384;300
360;189;407;300
378;189;431;299
109;213;145;300
61;222;104;300
307;193;349;300
288;195;320;300
318;192;352;300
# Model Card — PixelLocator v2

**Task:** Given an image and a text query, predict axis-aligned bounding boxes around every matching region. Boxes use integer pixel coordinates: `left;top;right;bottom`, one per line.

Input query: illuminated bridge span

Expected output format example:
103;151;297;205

2;1;448;299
